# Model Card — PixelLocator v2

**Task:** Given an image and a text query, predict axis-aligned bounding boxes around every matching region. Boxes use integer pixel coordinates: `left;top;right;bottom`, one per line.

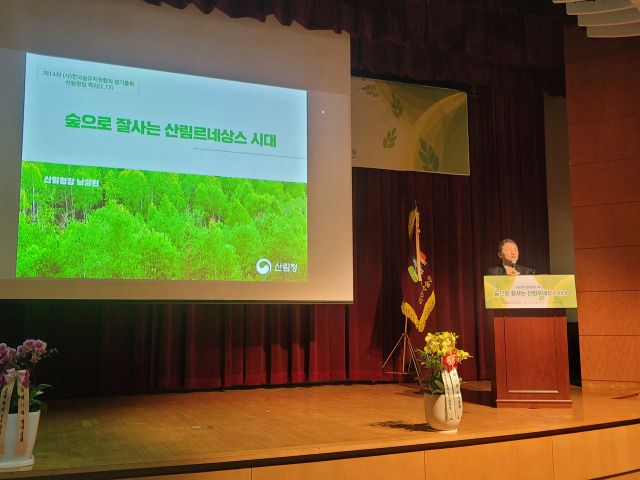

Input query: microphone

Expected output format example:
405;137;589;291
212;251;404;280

511;258;517;268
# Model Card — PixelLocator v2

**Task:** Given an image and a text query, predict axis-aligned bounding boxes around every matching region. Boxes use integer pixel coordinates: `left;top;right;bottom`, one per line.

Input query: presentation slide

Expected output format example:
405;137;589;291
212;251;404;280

18;53;308;283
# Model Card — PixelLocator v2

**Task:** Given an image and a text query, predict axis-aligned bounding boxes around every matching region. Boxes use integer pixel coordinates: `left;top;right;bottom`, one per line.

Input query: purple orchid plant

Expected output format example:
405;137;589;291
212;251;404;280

0;339;57;413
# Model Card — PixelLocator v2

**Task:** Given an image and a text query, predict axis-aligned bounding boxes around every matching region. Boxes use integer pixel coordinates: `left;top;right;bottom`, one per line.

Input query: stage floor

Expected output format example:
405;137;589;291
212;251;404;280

3;381;640;479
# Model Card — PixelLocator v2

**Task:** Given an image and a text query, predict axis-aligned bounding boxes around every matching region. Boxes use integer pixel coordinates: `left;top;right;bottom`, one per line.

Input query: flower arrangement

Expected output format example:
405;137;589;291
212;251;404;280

415;331;471;394
0;339;57;413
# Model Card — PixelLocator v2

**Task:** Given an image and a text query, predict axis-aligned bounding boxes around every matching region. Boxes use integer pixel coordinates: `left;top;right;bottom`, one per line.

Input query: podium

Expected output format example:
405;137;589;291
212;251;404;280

484;275;577;408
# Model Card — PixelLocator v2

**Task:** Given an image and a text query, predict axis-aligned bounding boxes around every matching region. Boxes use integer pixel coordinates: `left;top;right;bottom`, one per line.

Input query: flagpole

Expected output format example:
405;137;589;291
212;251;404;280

414;208;421;282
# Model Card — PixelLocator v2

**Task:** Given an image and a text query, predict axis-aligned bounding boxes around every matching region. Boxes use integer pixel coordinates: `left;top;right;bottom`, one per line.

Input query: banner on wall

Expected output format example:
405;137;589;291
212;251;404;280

351;77;470;175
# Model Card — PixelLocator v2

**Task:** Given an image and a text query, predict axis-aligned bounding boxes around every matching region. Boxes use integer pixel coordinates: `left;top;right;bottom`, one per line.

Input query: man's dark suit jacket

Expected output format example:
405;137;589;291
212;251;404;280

486;264;535;276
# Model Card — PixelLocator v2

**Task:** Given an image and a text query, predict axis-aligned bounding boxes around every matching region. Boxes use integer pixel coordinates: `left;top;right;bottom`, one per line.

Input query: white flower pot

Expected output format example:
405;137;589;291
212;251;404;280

423;393;462;432
0;411;40;470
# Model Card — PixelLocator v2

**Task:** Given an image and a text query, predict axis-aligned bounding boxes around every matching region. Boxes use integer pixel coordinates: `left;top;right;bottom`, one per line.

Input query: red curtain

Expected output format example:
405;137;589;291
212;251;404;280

0;86;549;398
0;1;557;399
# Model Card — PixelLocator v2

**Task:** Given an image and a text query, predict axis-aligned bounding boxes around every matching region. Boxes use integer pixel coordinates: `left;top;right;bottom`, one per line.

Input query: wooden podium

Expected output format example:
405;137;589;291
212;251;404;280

487;308;572;408
484;275;576;408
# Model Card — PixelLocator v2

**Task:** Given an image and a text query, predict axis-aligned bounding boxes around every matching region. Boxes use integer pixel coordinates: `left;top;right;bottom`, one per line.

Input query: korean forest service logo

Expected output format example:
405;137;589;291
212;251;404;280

256;258;272;275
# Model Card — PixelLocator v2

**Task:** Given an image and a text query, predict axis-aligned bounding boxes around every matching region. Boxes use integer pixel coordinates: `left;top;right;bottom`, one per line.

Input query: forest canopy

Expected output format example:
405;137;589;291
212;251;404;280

17;161;308;282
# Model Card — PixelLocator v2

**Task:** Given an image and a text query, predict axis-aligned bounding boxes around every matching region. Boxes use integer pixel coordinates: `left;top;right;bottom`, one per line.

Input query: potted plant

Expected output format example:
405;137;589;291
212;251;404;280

415;331;471;431
0;339;56;469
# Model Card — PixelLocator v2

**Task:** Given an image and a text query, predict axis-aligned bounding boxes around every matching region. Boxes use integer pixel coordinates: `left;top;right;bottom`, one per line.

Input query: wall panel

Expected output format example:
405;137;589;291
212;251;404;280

573;203;640;249
577;291;640;336
570;158;640;207
574;246;640;292
565;24;640;392
553;424;640;480
579;335;640;382
424;437;554;480
568;115;640;165
566;70;640;124
565;27;640;82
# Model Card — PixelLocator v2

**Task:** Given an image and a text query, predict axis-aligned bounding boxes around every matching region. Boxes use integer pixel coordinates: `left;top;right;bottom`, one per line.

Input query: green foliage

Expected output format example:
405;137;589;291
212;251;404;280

111;170;151;216
193;179;227;224
16;162;308;282
25;383;54;413
383;127;397;149
191;222;242;280
418;138;440;172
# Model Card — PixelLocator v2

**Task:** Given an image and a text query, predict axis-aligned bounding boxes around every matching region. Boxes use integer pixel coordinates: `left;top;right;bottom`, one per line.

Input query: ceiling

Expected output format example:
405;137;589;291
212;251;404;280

554;0;640;37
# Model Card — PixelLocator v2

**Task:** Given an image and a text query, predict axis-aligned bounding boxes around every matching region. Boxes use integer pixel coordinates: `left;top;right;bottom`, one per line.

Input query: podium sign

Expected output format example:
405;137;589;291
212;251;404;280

484;275;577;309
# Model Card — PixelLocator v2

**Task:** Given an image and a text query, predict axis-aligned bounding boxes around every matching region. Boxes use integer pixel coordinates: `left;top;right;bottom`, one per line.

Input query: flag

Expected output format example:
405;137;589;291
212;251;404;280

400;207;435;332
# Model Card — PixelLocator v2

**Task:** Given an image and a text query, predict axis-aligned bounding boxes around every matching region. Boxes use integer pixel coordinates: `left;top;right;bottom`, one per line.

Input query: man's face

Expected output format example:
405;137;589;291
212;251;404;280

499;242;519;264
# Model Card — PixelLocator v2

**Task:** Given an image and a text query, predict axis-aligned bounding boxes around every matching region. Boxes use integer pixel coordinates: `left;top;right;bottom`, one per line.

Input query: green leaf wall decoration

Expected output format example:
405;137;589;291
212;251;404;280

383;127;397;149
361;84;379;97
418;138;440;171
391;93;403;118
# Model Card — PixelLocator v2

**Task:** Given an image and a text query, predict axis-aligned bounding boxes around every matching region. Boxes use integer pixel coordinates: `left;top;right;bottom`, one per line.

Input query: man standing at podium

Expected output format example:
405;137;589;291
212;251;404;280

486;239;535;276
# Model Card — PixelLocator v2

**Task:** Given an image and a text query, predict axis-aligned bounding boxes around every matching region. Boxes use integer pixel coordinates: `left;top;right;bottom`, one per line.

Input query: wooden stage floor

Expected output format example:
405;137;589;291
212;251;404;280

3;382;640;480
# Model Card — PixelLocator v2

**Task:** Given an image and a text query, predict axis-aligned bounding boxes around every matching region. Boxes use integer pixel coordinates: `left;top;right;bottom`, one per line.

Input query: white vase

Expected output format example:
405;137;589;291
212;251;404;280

0;411;41;470
423;393;462;432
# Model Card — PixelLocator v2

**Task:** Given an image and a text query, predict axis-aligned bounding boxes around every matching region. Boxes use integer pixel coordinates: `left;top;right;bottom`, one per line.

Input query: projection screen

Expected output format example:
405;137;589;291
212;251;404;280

0;0;353;302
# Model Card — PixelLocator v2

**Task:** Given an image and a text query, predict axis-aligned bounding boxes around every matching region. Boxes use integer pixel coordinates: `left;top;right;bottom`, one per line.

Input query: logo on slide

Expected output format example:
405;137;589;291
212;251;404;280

256;258;272;275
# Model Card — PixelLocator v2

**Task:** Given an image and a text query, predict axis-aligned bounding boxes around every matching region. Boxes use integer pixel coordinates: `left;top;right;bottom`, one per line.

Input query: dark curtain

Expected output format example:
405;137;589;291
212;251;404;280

0;0;555;399
142;0;566;95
